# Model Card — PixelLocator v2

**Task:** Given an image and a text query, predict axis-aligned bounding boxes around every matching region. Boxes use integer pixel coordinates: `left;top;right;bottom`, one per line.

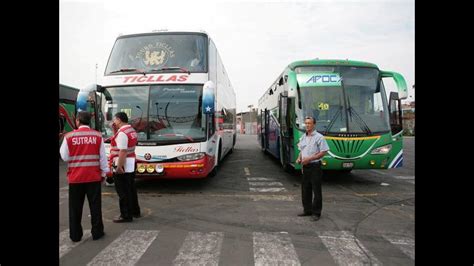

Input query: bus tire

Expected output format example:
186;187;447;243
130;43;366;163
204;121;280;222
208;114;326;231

229;134;236;154
208;166;217;177
282;163;292;173
208;142;222;178
218;142;222;162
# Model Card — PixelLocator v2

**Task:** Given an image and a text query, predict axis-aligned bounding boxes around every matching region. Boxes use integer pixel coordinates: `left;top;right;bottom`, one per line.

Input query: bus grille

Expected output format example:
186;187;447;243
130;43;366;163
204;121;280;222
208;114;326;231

329;139;365;155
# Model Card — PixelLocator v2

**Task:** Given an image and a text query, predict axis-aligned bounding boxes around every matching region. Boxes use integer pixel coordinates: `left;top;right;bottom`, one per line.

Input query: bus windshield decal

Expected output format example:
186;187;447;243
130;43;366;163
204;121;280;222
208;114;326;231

136;42;176;67
298;72;342;87
122;74;189;84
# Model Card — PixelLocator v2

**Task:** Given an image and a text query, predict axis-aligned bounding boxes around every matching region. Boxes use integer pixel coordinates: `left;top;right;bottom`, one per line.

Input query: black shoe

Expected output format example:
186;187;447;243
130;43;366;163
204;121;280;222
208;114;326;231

312;215;321;221
133;214;141;218
297;212;312;217
113;216;133;223
70;238;82;243
93;232;105;240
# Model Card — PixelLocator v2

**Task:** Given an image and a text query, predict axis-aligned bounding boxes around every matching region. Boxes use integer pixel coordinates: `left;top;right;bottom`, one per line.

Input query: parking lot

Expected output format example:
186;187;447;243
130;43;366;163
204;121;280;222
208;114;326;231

59;134;414;265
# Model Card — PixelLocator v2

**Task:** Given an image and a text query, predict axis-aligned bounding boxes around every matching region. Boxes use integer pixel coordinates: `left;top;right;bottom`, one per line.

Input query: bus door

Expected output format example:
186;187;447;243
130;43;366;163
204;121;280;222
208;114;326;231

264;108;269;151
278;93;291;168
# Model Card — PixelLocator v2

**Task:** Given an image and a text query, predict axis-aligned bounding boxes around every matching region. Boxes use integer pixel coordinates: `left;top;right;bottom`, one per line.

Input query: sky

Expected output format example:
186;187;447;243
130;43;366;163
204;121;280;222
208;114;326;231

60;0;414;113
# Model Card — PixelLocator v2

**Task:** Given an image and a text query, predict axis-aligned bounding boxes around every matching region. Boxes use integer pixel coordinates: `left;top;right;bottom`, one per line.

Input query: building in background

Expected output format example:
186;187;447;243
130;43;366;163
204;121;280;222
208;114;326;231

401;101;415;136
237;107;257;134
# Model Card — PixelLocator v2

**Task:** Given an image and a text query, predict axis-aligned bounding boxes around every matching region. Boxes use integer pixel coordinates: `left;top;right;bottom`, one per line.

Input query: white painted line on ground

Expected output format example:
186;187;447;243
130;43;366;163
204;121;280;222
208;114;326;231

173;232;224;266
251;195;295;201
60;191;68;199
372;170;415;183
253;232;301;266
258;216;314;227
59;229;91;258
59;189;68;205
382;234;415;260
318;231;382;266
87;230;159;266
250;187;287;192
247;177;276;181
371;170;392;176
244;167;251;176
248;182;284;187
394;176;415;180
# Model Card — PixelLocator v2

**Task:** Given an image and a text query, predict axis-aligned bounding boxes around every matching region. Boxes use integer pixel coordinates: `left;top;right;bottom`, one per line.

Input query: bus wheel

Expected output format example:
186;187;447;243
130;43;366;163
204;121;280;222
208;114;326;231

229;134;236;154
282;163;292;173
208;166;217;177
208;143;221;177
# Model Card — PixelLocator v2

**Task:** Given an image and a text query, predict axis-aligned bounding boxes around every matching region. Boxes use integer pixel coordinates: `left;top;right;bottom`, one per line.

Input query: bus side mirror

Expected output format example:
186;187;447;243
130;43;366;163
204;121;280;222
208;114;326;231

203;81;215;114
381;71;408;100
389;91;399;100
388;91;403;134
97;85;104;92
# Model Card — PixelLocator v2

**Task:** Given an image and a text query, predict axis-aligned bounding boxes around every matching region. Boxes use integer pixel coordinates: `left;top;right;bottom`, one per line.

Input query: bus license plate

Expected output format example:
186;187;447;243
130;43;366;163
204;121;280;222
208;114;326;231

342;162;354;168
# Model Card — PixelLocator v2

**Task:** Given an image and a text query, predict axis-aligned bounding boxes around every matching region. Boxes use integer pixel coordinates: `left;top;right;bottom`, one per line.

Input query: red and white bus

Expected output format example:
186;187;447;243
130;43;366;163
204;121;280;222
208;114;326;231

77;30;236;179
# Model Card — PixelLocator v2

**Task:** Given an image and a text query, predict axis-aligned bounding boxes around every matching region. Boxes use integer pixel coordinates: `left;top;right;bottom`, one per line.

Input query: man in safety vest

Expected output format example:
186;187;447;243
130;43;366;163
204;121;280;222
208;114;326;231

60;111;109;242
109;112;141;223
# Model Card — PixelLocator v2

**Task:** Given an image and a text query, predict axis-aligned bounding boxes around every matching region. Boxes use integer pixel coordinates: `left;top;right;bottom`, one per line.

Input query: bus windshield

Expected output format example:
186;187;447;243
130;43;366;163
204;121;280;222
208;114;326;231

296;66;390;135
100;85;205;144
105;34;208;75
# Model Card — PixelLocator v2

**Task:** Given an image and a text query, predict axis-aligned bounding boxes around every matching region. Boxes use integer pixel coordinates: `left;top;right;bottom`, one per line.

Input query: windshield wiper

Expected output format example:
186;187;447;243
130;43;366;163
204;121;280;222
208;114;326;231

109;68;146;75
347;98;372;135
149;67;191;75
324;105;343;135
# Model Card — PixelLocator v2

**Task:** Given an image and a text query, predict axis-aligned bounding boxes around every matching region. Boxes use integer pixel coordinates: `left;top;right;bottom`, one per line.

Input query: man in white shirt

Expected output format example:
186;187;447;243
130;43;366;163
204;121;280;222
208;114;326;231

296;116;329;221
109;112;141;223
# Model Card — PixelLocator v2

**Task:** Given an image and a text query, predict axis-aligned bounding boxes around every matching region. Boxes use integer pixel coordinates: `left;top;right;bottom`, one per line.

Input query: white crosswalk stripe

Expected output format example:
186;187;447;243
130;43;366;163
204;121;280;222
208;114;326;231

59;229;414;265
382;234;414;260
253;232;301;266
59;229;91;258
173;232;224;266
247;177;276;181
247;175;287;192
250;187;287;192
87;230;159;266
248;182;284;187
318;231;382;266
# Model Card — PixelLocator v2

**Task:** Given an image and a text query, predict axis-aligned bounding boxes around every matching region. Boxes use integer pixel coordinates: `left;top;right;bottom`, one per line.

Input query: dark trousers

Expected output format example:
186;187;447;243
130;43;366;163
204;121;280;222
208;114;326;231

114;172;141;219
69;181;104;241
301;163;323;216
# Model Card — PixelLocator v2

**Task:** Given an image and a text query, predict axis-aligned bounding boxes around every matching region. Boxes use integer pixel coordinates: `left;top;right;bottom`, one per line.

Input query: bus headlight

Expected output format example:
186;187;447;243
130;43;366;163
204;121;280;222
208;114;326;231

177;152;206;162
371;144;392;154
137;164;146;173
146;165;155;173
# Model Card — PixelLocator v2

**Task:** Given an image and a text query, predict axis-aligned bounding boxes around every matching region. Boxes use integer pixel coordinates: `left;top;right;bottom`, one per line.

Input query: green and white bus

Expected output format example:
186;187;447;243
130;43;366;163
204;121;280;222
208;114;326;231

257;59;407;172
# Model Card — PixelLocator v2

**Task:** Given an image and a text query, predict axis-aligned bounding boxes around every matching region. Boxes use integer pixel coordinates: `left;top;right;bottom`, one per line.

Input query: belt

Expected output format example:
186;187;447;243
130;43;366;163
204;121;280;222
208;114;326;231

303;161;321;167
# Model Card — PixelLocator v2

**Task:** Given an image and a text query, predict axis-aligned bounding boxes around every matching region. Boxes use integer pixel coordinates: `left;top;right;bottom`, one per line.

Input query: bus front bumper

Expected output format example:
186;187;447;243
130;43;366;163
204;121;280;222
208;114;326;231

135;155;215;179
293;155;392;171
